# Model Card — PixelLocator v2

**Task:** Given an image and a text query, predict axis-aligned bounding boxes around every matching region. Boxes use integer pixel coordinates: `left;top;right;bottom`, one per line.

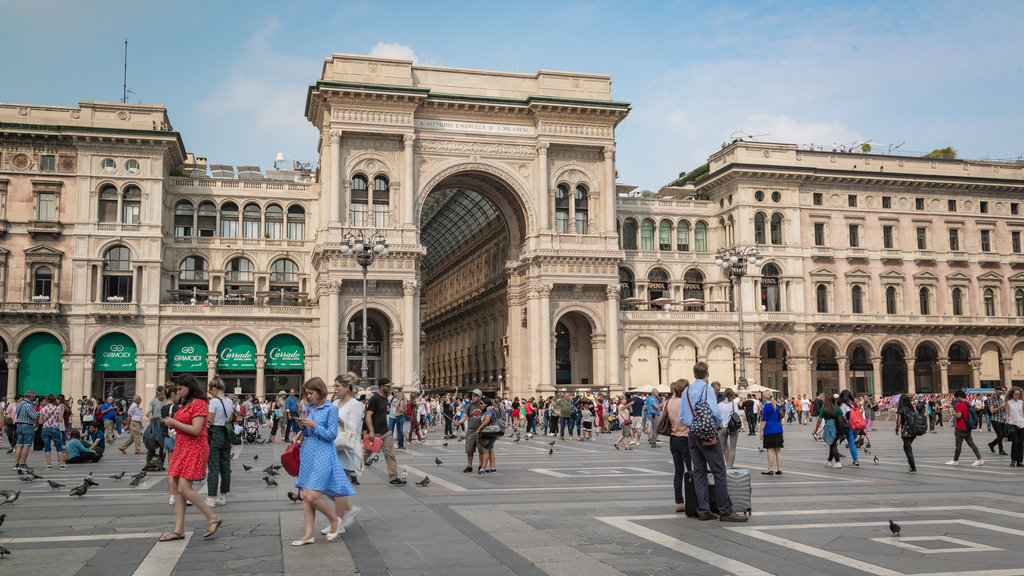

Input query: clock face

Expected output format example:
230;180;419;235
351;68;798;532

102;158;116;173
126;159;141;174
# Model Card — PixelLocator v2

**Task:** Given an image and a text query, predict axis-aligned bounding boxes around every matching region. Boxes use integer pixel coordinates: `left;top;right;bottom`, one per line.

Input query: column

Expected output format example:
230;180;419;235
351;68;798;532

837;356;849;391
207;356;217;382
538;283;553;392
94;265;102;302
527;287;541;390
1001;358;1013;389
871;357;882;397
255;356;265;399
403;280;418;386
905;358;916;394
326;281;341;385
329;130;343;225
970;359;982;388
605;284;621;392
939;359;950;393
6;356;19;396
537;144;549;233
603;146;616;235
403;135;416;228
592;335;607;387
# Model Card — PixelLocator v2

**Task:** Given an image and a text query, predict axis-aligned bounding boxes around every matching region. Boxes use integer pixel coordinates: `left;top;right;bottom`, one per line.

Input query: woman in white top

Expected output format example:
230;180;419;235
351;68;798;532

324;372;363;535
999;386;1024;467
718;388;741;468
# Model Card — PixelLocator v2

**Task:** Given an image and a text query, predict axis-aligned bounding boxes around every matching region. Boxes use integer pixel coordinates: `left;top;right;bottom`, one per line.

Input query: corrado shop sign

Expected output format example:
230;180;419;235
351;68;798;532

218;335;256;370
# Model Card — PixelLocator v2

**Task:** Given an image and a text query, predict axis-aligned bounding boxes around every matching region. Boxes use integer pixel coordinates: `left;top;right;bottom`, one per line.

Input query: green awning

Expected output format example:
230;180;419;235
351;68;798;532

18;332;62;395
94;332;137;372
167;333;208;372
265;334;304;370
217;333;256;370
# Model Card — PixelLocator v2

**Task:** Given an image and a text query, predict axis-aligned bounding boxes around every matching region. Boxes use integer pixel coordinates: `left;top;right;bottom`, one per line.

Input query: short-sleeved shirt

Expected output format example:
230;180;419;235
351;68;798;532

629;396;644;417
466;403;484;437
208;397;236;426
645;395;661;417
16;400;37;425
100;402;117;420
365;393;389;435
989;396;1006;423
801;399;810;411
40;404;62;428
742;399;755;416
148;397;166;417
954;401;971;431
761;403;783;435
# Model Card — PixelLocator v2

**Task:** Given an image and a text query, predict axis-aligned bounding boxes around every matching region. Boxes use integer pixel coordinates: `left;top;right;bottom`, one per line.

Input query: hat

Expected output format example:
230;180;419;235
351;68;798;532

471;389;483;397
378;377;392;387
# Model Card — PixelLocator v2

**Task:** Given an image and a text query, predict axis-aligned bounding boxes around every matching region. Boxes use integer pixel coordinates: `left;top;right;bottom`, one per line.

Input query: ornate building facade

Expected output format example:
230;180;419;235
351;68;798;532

2;55;1022;405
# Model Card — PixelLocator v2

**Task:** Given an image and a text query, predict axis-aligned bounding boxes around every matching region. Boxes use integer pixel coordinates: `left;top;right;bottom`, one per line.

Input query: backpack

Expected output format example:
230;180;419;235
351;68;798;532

958;401;979;429
848;406;867;432
727;409;743;432
685;387;717;442
142;419;164;451
907;410;928;437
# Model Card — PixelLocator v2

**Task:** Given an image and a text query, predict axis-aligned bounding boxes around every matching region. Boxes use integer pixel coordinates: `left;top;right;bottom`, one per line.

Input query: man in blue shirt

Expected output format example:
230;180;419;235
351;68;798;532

100;396;118;441
14;391;38;472
645;389;663;447
676;362;748;523
283;389;299;442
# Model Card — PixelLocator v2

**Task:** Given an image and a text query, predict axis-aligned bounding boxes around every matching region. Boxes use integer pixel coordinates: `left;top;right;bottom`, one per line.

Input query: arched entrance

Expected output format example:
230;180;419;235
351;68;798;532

166;333;209;387
346;311;391;386
18;332;63;396
759;339;788;395
914;343;939;394
880;344;906;396
947;342;972;389
217;333;257;396
554;311;596;394
627;338;661;389
92;332;138;400
707;338;736;389
847;344;874;395
811;341;838;395
979;342;1003;387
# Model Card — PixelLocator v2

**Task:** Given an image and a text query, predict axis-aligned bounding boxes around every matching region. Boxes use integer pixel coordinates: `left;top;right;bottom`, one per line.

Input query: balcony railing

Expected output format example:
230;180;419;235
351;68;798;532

27;220;63;236
160;304;316;317
0;301;62;314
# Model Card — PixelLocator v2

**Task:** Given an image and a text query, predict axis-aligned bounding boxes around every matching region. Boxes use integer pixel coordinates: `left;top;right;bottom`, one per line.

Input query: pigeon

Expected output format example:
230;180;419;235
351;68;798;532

0;544;9;558
549;440;556;446
513;437;520;442
873;455;879;465
242;465;253;472
442;442;448;447
0;491;21;506
757;447;766;454
128;475;143;488
0;513;5;529
109;471;126;481
287;491;302;503
70;484;89;498
549;448;554;455
19;473;40;482
415;476;431;487
264;469;280;477
269;465;282;471
369;454;380;465
263;475;278;487
889;519;901;537
435;457;443;466
254;455;259;461
83;476;99;487
47;480;65;491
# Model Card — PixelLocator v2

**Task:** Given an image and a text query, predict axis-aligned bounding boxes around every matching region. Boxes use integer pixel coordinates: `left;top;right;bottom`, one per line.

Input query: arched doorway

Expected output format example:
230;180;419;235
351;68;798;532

759;339;788;395
667;339;698;383
166;333;209;387
217;333;257;396
847;344;874;395
979;342;1002;388
554;311;595;393
880;344;906;396
947;342;972;389
811;341;838;395
18;332;63;396
346;312;391;386
914;344;939;394
647;268;669;309
93;332;138;400
627;338;661;389
707;338;736;389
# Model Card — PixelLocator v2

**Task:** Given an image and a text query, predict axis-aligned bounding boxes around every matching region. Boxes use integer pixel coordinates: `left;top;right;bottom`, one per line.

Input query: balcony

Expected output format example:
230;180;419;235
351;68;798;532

811;313;1024;334
160;303;317;317
978;252;1001;266
810;246;834;260
0;301;62;317
27;219;63;237
948;251;969;264
168;235;307;249
880;249;902;263
913;250;936;263
90;302;140;318
846;247;868;261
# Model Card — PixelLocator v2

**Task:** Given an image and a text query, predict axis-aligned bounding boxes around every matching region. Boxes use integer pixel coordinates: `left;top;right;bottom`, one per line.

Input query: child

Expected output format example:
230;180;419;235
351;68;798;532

581;403;595;441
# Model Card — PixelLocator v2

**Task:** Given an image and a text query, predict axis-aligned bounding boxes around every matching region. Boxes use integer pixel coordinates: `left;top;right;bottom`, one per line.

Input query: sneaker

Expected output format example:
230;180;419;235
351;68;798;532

60;463;67;469
169;495;176;505
12;465;20;472
907;469;917;474
971;459;984;467
824;461;833;467
832;462;842;469
462;466;473;473
851;461;860;468
340;505;361;531
205;496;216;506
45;465;52;471
389;478;407;486
945;460;959;466
214;495;226;506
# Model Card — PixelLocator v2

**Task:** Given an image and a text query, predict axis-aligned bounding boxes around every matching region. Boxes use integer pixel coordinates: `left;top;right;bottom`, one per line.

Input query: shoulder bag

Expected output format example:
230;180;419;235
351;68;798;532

281;442;301;477
656;407;674;436
479;410;505;436
334;400;358;450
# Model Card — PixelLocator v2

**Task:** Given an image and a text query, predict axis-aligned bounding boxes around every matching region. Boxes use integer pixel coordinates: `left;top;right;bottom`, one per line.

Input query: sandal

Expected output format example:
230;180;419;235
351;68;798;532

159;532;185;542
761;471;774;475
203;518;223;538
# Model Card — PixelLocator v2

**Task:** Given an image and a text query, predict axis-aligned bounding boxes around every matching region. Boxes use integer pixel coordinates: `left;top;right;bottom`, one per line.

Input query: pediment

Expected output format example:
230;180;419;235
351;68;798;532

1008;272;1024;283
845;267;872;279
977;271;1004;282
879;269;905;280
24;245;64;257
946;271;972;284
809;267;836;278
913;271;939;283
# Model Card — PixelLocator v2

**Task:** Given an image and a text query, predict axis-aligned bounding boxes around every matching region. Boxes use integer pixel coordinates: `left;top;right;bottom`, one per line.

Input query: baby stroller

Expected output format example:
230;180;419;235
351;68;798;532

242;415;261;444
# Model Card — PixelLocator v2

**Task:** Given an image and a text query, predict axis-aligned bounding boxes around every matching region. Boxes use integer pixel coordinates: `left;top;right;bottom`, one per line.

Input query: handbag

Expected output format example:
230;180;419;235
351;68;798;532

335;424;358;450
362;434;382;453
656;409;673;436
479;410;505;437
281;442;301;477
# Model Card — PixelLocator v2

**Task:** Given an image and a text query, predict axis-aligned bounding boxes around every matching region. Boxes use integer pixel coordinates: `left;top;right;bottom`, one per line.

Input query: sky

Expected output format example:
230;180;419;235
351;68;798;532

2;1;1022;192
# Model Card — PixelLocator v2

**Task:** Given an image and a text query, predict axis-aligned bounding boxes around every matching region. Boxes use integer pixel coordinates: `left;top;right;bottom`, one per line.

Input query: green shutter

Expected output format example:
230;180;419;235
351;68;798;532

264;334;304;370
217;333;256;370
94;332;137;371
18;332;63;395
167;333;208;372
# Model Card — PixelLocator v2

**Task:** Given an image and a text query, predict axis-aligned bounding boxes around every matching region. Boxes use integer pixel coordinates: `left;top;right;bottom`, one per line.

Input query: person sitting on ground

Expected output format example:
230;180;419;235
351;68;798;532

66;428;103;463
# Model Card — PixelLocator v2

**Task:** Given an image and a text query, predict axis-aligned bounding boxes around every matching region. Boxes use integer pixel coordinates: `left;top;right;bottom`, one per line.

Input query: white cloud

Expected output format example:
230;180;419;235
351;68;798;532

368;42;418;62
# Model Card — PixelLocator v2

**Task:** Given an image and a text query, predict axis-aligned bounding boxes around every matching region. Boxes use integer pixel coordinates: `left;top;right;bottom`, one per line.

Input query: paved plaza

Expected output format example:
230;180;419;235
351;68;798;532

1;419;1022;576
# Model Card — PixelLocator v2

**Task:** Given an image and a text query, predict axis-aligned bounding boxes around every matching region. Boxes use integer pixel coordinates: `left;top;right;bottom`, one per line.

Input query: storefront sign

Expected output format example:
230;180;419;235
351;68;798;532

265;334;304;370
347;342;381;356
647;282;667;290
94;332;136;372
167;334;208;372
217;333;256;370
761;277;779;286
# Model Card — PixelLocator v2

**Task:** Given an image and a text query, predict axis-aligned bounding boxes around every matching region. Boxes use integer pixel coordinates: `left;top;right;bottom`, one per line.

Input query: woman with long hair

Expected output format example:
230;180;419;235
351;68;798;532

321;372;363;535
895;393;918;473
476;397;499;473
206;377;235;507
999;386;1024;467
613;397;633;450
291;377;354;546
758;392;784;475
837;390;861;467
666;379;692;512
815;394;843;468
159;374;222;542
718;388;740;468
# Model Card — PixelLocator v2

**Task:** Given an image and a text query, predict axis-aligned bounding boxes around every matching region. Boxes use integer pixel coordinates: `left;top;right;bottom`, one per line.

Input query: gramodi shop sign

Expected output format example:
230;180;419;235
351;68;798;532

174;346;205;365
103;344;132;359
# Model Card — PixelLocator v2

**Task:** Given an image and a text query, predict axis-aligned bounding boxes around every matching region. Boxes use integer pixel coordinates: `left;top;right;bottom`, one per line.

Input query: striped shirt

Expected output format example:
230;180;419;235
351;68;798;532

989;396;1006;424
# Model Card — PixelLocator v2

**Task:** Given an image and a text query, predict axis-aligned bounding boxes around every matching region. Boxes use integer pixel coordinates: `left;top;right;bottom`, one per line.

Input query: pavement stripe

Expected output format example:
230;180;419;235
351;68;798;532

132;531;192;576
597;515;771;576
726;525;905;576
403;464;468;492
2;532;159;544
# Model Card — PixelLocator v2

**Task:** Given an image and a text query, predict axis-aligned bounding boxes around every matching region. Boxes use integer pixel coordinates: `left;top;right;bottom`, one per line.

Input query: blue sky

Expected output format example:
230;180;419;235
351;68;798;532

3;1;1022;192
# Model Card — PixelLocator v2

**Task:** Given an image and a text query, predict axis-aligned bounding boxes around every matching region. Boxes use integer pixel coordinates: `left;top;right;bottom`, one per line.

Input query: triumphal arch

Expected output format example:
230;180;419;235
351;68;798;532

306;53;630;397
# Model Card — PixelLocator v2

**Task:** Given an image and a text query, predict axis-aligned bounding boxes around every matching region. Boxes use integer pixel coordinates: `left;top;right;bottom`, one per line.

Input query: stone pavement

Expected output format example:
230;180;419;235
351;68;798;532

1;418;1022;575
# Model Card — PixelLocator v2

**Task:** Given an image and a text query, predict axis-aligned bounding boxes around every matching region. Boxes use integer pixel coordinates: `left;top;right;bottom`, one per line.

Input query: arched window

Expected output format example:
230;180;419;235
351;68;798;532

770;213;783;245
242;203;261;238
178;255;209;301
694;221;707;252
1016;289;1024;317
269;259;299;283
659;219;673;251
574;185;588;234
372;176;389;227
225;257;255;297
351;175;368;226
555;185;570;233
952;287;963;316
98;185;118;223
622;218;638;250
122;186;141;224
197;201;217;237
102;246;133;302
286;205;305;240
754;212;766;244
33;266;52;300
851;285;863;314
220;202;239;237
618;267;635;306
886;286;897;314
676;220;689;251
920;286;930;315
984;288;995;316
640;219;655;250
816;284;828;313
173;200;194;237
264;203;283;239
647;268;669;308
683;269;705;310
761;263;781;312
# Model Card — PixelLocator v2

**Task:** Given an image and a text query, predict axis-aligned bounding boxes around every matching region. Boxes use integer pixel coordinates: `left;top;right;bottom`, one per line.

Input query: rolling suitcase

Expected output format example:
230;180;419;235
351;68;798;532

726;468;752;516
683;470;718;518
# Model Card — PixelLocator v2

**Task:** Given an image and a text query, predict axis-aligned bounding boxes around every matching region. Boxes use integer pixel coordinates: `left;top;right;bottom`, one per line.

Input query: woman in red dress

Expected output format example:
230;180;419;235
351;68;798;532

159;374;223;541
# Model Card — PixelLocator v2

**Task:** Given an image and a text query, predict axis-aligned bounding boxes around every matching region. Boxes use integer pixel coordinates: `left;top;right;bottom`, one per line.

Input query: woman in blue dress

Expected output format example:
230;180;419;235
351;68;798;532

291;377;355;546
758;392;785;475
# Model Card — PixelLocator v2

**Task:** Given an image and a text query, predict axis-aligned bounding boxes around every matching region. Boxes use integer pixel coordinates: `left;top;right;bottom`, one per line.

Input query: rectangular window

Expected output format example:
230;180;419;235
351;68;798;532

814;223;825;246
813;193;822;206
916;227;927;250
848;194;857;207
848;224;859;247
947;200;956;212
980;201;988;214
883;226;893;249
122;204;140;224
220;218;237;238
555;211;569;234
882;196;891;209
242;219;260;238
40;155;56;171
981;230;991;252
1013;231;1021;254
575;212;588;235
949;228;959;251
916;198;925;210
287;221;304;240
371;204;387;227
351;204;367;228
1013;203;1019;215
37;192;56;220
265;220;283;239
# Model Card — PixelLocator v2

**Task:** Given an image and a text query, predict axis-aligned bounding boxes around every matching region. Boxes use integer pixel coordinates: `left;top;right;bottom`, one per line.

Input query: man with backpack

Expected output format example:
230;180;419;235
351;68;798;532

946;389;984;467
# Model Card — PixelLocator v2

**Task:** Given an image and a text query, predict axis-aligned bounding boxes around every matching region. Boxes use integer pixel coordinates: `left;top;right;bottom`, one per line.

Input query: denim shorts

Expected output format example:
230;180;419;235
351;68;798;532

164;436;175;451
16;423;35;446
41;427;63;453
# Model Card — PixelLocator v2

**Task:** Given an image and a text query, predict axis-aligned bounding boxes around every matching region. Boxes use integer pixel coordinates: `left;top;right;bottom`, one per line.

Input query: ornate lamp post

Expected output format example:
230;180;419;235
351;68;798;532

340;231;388;385
715;246;763;389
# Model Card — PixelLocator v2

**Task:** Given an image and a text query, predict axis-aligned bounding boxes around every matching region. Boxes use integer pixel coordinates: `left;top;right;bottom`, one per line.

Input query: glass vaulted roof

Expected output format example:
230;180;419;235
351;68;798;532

420;188;501;272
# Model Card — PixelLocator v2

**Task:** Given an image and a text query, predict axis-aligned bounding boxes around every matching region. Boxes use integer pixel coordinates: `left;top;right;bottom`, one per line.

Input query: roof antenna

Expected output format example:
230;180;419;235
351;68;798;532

121;39;135;103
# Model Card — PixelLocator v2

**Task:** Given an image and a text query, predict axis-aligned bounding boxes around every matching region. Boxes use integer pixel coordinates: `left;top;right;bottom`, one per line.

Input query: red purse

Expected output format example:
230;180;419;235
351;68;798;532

281;442;301;477
362;435;382;453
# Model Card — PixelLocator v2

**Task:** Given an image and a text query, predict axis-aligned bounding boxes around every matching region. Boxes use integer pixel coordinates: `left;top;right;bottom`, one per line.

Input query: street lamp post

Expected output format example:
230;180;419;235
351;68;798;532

340;231;388;386
715;246;763;390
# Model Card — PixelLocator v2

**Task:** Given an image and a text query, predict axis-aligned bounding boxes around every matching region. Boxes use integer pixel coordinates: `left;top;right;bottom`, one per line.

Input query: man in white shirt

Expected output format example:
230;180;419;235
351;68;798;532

118;395;144;454
800;396;811;425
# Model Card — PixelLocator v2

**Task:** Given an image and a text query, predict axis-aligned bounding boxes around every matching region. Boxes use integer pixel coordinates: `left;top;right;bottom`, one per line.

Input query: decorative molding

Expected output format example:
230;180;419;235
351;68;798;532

540;122;613;138
332;108;412;126
329;130;342;144
414;139;533;157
